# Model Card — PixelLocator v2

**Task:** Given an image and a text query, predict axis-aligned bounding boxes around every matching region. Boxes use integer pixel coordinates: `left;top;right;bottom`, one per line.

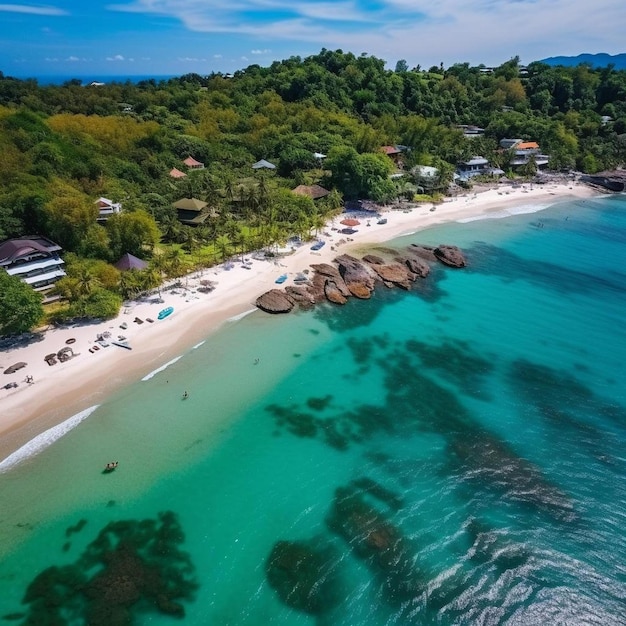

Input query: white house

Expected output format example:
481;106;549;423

456;157;504;181
95;197;122;221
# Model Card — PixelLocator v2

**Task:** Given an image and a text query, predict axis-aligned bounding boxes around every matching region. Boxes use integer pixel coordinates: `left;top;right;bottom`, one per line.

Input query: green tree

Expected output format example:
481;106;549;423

106;210;160;259
0;272;44;335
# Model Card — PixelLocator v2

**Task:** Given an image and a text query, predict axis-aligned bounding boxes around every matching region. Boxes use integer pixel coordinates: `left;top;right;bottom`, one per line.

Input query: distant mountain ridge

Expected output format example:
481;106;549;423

539;53;626;69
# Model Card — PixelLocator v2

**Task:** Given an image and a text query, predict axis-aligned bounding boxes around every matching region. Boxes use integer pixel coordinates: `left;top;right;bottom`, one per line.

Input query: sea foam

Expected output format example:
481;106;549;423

457;202;551;223
228;308;257;323
141;356;183;381
0;405;99;473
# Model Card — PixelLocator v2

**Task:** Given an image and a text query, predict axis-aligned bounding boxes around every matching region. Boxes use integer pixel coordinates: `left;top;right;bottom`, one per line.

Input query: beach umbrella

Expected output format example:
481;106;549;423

340;218;361;227
4;361;27;375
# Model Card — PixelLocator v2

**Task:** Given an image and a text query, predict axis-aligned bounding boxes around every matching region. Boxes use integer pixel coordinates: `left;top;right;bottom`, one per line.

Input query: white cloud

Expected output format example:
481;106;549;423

106;54;126;61
0;3;68;15
213;53;222;58
251;48;270;55
44;57;59;62
67;56;79;62
106;0;626;67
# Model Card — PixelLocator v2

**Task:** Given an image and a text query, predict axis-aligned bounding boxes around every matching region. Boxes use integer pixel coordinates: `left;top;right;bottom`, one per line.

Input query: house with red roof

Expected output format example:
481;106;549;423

183;156;204;170
169;167;187;179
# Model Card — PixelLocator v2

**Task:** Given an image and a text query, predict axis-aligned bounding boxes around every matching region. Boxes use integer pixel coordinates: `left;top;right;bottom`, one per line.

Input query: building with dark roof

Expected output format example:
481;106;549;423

0;235;66;298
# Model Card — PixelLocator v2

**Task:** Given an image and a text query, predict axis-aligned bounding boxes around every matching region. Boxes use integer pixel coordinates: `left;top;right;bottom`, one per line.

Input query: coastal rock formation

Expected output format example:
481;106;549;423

362;254;385;265
434;245;466;268
369;263;415;290
255;242;466;313
335;255;376;289
324;280;348;305
284;285;315;308
408;244;438;262
401;255;431;278
255;289;295;313
581;170;626;192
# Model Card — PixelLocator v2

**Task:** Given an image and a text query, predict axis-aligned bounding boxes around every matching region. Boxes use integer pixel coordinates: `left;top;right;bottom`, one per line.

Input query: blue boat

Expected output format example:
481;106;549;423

275;274;288;284
158;306;174;320
311;240;326;251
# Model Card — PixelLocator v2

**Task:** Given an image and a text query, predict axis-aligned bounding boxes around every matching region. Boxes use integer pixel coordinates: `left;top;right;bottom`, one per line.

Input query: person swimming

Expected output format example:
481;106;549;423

182;391;189;399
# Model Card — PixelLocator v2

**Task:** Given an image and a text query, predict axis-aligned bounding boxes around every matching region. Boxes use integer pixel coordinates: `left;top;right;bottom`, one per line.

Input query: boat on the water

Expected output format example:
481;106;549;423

158;306;174;320
275;274;288;284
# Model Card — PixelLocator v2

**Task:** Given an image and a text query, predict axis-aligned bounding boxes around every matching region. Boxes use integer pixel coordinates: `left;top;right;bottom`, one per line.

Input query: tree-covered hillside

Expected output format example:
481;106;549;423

1;49;625;332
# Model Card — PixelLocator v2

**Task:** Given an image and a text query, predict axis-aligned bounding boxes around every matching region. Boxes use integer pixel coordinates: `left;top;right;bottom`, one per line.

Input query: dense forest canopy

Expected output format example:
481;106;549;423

0;49;625;331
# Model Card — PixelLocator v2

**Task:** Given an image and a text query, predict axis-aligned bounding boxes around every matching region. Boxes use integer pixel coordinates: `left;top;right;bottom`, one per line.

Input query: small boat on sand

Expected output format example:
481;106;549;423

111;340;132;350
158;306;174;320
275;274;288;284
311;240;326;251
377;217;387;225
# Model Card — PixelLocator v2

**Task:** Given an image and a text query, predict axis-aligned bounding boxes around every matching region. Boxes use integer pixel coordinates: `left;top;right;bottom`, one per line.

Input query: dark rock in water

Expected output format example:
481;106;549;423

434;245;466;268
266;540;340;615
325;280;348;305
327;486;425;604
449;432;575;522
409;244;438;262
350;477;403;510
362;254;385;265
369;263;414;290
580;171;626;192
401;255;431;278
256;289;295;313
65;518;88;538
14;511;197;626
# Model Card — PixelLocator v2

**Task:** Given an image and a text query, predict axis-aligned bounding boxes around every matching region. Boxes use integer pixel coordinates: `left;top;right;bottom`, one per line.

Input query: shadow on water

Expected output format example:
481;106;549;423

508;359;626;476
464;241;626;296
405;338;496;399
7;511;197;626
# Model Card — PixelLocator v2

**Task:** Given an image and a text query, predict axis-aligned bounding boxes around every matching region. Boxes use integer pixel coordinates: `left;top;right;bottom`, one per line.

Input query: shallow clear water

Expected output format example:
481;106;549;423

1;195;625;625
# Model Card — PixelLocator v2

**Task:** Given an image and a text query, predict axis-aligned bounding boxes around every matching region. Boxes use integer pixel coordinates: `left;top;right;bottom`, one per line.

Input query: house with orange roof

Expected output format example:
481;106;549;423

500;138;549;169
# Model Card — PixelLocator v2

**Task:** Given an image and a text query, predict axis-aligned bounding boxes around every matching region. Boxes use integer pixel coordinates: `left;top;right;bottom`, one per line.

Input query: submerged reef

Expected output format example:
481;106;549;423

265;539;341;615
9;511;197;625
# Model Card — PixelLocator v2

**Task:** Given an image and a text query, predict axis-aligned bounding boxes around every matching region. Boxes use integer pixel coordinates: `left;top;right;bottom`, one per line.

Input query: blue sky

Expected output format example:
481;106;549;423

1;0;624;78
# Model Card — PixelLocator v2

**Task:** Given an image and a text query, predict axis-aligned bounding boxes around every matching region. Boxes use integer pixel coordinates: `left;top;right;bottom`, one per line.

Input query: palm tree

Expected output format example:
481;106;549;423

165;247;188;278
76;266;101;296
181;226;198;253
215;234;231;263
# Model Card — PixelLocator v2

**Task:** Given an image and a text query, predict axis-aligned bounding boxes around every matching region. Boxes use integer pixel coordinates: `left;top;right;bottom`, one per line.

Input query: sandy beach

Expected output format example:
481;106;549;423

0;181;600;461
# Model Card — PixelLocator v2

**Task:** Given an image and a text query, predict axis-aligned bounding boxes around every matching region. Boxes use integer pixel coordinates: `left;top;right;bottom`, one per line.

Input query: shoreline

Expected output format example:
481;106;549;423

0;181;601;464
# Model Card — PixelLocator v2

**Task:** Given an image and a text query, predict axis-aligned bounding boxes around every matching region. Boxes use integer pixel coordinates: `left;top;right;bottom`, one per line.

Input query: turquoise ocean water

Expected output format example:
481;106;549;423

1;194;625;625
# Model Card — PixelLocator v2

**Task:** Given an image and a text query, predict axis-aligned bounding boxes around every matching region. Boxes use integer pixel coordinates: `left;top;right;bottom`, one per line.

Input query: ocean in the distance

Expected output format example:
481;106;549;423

1;194;625;625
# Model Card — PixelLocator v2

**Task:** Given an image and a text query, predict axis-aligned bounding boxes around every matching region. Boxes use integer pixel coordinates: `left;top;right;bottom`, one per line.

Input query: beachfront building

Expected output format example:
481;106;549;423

183;156;204;170
95;197;122;221
455;156;504;182
0;235;66;299
500;139;550;169
173;197;211;226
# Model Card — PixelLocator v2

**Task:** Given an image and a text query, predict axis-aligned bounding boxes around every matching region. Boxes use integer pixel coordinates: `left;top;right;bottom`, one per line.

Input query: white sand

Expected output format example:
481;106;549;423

0;181;599;459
